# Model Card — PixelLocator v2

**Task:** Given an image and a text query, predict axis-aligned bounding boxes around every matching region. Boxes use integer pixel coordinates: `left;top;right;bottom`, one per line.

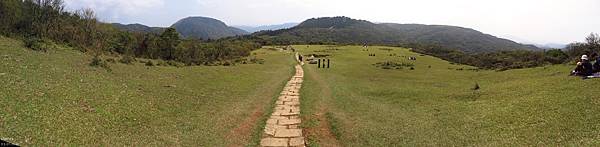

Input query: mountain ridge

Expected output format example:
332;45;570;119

171;16;248;40
235;23;299;33
111;16;248;40
254;16;539;52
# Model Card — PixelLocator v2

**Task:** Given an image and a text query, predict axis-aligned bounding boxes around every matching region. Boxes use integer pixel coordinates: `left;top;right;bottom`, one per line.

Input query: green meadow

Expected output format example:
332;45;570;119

0;36;296;146
297;45;600;146
2;35;600;146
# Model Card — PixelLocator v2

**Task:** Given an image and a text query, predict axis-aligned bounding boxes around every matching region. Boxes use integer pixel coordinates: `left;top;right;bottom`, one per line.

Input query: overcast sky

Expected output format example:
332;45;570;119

63;0;600;45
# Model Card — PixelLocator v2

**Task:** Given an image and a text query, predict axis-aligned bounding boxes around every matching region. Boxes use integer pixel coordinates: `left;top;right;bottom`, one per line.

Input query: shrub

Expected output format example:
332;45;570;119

373;61;414;70
119;55;136;64
145;60;154;66
472;83;480;90
24;37;58;52
156;60;167;66
544;49;569;64
105;58;117;63
222;61;232;66
167;60;184;67
89;55;111;71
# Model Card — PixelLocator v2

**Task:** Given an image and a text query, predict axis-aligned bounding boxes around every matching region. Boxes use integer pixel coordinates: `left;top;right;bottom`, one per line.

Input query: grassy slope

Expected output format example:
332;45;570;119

297;45;600;146
0;36;295;146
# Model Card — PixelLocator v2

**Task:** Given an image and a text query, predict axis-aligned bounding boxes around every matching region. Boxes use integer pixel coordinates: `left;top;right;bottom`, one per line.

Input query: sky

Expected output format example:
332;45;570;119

63;0;600;45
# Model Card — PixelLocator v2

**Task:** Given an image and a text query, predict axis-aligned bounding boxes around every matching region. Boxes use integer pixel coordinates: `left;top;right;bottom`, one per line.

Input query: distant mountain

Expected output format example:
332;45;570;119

111;23;165;34
534;43;566;49
254;16;538;53
235;23;299;33
171;16;248;40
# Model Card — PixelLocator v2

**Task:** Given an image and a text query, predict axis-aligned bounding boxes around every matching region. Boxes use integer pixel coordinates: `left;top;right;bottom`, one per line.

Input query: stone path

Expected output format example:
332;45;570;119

260;64;305;147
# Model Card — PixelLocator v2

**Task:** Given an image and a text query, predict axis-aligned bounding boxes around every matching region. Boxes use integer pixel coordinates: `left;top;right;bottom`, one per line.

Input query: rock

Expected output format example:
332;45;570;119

267;119;278;125
163;85;177;88
289;137;305;146
274;129;302;137
260;138;289;147
279;118;301;125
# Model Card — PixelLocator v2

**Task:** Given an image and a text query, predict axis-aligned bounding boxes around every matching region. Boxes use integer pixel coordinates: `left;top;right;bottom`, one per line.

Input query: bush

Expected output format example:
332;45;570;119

373;61;414;70
167;60;184;67
249;57;265;64
105;58;117;63
544;49;569;64
156;60;167;66
89;55;111;71
119;55;136;64
24;37;58;52
472;83;480;90
222;61;232;66
145;60;154;66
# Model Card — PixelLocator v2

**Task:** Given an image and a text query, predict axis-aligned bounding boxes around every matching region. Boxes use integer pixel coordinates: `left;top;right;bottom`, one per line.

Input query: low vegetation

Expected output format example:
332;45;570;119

406;33;599;70
373;61;414;70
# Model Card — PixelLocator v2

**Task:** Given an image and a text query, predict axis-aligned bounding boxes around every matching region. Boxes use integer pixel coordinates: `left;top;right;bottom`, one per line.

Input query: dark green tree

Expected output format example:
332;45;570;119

159;28;181;60
544;49;568;64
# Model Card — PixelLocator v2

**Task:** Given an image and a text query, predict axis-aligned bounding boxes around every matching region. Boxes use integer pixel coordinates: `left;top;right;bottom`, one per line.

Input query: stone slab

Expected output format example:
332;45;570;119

279;118;301;125
274;129;302;137
261;138;289;147
289;137;305;146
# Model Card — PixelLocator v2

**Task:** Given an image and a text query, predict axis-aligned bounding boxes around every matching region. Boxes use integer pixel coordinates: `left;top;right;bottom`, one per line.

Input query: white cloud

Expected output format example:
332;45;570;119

63;0;600;44
64;0;165;21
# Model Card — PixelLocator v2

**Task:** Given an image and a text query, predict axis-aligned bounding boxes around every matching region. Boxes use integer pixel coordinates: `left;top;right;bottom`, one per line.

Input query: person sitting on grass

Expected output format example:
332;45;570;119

571;55;593;77
593;53;600;73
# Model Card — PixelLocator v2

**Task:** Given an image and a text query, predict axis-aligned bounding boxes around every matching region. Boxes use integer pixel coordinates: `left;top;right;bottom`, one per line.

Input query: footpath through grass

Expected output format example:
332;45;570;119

298;45;600;146
0;36;296;146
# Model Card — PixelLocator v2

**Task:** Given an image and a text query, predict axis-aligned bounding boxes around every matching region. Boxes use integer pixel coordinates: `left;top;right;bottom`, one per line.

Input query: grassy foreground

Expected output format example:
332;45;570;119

0;36;296;146
297;45;600;146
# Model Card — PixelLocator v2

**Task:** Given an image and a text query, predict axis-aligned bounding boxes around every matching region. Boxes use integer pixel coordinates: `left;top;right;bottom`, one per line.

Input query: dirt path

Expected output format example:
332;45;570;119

303;64;342;147
260;64;306;147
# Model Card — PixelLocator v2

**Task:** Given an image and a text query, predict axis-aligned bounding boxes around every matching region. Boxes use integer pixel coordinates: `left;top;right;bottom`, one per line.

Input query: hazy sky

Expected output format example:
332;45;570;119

63;0;600;44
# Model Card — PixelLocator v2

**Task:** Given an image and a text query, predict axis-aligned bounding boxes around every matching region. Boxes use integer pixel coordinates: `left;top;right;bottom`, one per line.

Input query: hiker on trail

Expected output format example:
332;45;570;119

571;55;593;77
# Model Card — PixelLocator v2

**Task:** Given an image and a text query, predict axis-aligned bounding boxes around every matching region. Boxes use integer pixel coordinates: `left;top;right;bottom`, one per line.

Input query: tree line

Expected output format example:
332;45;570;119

406;33;600;70
0;0;260;66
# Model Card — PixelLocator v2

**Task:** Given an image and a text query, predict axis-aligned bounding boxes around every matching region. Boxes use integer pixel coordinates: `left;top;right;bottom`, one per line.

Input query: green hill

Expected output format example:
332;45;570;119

111;23;165;34
172;17;249;40
254;16;538;53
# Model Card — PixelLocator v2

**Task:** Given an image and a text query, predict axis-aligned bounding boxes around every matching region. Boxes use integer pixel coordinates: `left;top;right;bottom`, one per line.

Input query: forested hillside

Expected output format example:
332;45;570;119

111;23;165;34
0;0;260;66
254;16;538;53
172;17;248;40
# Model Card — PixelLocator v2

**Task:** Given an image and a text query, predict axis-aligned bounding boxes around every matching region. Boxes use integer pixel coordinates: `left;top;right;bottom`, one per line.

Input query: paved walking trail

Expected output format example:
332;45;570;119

260;63;306;147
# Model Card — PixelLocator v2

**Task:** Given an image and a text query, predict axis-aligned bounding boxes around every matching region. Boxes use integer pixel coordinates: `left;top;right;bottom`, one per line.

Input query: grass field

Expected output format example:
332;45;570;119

0;36;296;146
297;45;600;146
3;35;600;146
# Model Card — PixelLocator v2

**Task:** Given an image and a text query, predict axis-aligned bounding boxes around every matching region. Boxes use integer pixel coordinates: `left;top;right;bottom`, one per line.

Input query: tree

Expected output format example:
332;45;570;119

113;31;135;54
544;49;568;64
0;0;24;35
159;27;181;60
586;32;600;52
